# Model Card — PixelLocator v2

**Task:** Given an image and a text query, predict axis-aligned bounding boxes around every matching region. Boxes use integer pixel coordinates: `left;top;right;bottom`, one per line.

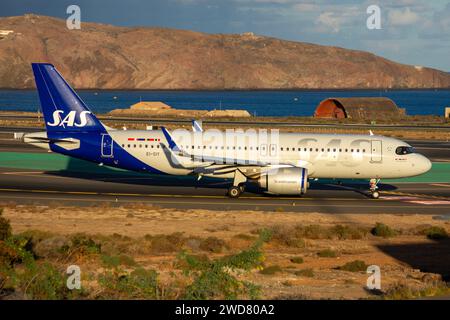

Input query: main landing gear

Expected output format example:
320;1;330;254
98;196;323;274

227;170;247;198
369;178;380;199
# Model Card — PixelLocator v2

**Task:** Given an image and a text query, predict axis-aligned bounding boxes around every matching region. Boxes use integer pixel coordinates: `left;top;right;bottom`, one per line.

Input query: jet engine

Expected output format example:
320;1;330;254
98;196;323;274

257;167;308;195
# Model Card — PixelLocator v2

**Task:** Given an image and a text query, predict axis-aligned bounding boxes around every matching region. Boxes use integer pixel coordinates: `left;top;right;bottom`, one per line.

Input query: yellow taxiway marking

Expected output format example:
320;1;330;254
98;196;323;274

1;171;45;175
1;194;450;209
430;183;450;188
0;188;448;201
0;187;354;201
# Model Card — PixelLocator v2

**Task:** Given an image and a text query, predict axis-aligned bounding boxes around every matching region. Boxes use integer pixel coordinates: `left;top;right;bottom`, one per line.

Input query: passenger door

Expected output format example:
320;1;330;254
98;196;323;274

371;140;382;162
101;134;114;158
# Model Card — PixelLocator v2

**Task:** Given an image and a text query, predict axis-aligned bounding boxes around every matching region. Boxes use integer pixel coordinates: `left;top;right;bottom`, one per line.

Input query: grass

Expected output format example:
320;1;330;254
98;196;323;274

337;260;368;272
371;223;397;238
317;249;337;258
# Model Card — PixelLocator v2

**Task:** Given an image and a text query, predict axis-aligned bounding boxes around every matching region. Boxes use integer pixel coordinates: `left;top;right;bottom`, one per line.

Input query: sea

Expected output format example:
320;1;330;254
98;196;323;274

0;89;449;117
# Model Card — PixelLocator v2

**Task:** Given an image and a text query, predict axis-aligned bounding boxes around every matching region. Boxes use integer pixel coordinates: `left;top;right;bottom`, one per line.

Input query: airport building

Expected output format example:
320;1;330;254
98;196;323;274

314;97;405;120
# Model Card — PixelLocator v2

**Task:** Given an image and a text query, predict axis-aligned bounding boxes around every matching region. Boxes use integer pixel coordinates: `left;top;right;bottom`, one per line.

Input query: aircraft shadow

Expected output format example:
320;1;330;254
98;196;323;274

377;239;450;282
40;157;399;196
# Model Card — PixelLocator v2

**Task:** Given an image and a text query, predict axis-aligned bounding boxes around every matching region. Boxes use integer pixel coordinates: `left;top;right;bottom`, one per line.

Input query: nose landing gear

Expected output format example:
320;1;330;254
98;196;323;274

369;178;380;199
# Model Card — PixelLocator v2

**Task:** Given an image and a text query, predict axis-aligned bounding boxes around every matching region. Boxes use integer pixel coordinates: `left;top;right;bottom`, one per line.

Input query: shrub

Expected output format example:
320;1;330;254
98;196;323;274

331;225;368;240
199;237;226;253
98;267;161;299
146;233;185;254
69;234;101;256
270;226;305;248
293;224;327;239
317;249;337;258
0;209;11;241
422;226;448;240
1;235;34;267
101;254;137;268
383;282;450;300
290;256;304;264
338;260;368;272
259;265;282;275
294;268;314;277
371;223;397;238
179;230;271;300
33;236;70;258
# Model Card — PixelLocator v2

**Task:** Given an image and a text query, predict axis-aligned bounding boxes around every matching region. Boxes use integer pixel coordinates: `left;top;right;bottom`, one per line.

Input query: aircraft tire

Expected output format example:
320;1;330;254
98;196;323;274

228;186;242;198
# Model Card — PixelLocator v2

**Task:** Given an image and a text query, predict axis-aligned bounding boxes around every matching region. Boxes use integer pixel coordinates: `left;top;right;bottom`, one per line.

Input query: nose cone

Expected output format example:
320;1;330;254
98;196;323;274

416;155;432;175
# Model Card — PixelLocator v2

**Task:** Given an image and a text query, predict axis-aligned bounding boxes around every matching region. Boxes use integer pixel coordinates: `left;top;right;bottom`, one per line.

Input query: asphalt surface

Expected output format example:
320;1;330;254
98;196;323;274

0;131;449;214
1;114;450;130
0;166;449;214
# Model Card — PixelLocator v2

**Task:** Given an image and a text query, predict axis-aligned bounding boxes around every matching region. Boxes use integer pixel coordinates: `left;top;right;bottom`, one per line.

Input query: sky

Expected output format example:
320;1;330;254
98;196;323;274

2;0;450;71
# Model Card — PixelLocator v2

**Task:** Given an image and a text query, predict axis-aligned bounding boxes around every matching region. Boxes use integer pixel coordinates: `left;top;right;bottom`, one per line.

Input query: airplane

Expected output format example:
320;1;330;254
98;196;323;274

22;63;432;199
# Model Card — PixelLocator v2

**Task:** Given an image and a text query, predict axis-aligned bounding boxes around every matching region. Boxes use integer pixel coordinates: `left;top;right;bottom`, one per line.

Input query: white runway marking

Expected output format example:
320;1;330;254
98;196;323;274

407;200;450;205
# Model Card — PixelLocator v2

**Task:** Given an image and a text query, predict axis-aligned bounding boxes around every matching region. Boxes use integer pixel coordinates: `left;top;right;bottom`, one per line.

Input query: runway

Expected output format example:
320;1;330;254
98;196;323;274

0;167;449;214
0;130;449;214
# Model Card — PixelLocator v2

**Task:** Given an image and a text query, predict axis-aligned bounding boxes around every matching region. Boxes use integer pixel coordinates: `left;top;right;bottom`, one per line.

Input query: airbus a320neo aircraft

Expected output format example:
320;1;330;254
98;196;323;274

23;63;432;199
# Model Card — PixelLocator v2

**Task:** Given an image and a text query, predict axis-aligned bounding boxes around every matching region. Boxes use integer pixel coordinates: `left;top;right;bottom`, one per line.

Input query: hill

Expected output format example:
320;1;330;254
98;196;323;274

0;14;450;89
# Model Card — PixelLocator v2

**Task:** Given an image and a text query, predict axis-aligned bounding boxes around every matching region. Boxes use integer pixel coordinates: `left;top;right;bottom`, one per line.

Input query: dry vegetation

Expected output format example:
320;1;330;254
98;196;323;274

1;202;449;300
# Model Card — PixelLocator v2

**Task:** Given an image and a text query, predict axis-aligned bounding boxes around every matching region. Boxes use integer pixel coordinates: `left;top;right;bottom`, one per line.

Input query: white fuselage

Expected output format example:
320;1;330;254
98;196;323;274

104;129;431;180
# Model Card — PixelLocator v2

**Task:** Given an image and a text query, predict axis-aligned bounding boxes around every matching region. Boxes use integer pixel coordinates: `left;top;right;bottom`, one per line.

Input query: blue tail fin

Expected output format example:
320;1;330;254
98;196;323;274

31;63;104;132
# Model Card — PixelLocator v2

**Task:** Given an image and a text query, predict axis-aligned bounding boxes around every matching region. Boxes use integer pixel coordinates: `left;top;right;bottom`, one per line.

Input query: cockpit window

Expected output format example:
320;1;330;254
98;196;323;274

395;146;415;155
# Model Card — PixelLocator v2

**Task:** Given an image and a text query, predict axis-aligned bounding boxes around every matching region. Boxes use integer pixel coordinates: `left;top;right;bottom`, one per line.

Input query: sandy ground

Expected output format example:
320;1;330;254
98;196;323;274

2;202;449;299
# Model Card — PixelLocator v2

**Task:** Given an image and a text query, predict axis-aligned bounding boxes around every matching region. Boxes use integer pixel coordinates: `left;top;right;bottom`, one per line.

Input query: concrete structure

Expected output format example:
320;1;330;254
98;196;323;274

445;107;450;118
314;97;405;120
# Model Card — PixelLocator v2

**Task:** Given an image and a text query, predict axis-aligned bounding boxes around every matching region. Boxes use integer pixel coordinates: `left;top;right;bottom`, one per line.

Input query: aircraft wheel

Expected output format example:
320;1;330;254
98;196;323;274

371;191;380;199
239;184;246;192
228;186;242;198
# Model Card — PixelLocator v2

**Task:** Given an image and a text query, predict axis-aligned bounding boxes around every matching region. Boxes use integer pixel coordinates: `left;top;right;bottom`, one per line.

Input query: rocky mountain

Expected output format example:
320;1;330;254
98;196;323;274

1;14;450;89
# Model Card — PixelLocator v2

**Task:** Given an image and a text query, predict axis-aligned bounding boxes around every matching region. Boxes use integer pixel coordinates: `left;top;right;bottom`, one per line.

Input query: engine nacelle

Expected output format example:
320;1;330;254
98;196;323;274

257;167;308;195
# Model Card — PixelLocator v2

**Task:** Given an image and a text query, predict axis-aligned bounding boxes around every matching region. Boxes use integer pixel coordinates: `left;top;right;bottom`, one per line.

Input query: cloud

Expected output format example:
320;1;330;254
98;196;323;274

388;7;420;26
